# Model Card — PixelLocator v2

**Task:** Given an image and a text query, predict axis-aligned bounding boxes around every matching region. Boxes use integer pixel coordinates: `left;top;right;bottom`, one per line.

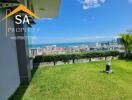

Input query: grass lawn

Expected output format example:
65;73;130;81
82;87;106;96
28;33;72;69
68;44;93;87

10;60;132;100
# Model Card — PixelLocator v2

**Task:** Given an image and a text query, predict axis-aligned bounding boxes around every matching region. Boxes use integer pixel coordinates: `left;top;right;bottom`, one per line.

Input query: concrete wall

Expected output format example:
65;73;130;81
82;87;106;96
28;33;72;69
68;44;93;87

0;10;20;100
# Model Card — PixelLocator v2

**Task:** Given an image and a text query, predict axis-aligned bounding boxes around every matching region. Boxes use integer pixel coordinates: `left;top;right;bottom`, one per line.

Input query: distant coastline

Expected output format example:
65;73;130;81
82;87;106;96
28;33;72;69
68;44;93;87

29;42;97;48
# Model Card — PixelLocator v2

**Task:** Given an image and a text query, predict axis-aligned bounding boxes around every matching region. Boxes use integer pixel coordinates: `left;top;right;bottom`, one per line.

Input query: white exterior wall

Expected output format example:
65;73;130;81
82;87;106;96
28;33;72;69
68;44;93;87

0;10;20;100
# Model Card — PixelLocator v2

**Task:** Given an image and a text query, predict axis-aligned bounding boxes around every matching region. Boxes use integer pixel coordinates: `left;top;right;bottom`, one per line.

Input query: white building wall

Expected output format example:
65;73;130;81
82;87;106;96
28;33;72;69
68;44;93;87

0;9;20;100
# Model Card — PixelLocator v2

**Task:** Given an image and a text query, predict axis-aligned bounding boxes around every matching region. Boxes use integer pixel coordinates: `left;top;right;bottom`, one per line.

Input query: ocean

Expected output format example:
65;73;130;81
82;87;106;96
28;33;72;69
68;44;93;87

29;42;96;48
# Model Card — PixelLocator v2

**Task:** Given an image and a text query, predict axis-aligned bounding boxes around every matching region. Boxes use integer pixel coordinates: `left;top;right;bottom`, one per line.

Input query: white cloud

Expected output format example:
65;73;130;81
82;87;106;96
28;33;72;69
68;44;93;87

79;0;106;10
128;0;132;3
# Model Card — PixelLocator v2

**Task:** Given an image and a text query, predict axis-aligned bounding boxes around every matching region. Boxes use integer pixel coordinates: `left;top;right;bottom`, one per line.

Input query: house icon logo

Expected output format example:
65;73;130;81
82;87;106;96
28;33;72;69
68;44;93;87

1;4;39;22
1;4;40;37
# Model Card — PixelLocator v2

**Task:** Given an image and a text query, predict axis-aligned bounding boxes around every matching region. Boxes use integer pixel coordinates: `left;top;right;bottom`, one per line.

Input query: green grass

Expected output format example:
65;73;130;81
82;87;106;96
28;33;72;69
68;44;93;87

11;60;132;100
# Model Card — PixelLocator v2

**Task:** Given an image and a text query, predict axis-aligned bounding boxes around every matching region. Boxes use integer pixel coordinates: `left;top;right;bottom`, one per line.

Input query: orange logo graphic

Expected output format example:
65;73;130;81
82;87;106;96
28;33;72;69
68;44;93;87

1;4;39;21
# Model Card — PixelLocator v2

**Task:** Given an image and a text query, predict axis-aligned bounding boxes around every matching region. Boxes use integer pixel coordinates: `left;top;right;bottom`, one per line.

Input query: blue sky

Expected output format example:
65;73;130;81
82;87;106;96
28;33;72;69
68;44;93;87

31;0;132;44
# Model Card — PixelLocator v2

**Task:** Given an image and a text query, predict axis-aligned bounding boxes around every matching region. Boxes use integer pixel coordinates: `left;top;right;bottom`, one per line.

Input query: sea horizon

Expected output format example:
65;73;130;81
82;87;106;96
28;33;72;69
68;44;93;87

29;41;98;48
28;41;113;48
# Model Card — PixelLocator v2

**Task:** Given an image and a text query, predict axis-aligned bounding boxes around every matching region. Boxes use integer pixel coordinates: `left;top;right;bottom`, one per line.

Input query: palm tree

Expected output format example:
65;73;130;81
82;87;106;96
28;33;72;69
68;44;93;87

120;33;132;56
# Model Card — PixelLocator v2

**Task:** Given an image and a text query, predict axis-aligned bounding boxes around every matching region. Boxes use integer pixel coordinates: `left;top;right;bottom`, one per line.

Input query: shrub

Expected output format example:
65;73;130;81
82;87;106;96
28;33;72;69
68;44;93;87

33;51;119;64
119;52;132;59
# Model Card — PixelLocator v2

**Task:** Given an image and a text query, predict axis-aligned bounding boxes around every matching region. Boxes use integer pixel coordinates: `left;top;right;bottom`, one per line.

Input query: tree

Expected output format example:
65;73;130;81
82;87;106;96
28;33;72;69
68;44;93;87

126;29;132;34
120;33;132;56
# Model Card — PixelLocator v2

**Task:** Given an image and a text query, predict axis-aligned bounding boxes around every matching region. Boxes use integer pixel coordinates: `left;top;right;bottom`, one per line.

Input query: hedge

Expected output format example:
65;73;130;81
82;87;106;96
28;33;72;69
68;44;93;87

33;51;119;65
119;52;132;59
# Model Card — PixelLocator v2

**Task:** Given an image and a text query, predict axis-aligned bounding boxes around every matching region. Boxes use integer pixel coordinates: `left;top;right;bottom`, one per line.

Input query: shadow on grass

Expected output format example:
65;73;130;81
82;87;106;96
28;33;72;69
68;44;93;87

9;85;28;100
9;63;40;100
118;58;132;61
99;70;115;74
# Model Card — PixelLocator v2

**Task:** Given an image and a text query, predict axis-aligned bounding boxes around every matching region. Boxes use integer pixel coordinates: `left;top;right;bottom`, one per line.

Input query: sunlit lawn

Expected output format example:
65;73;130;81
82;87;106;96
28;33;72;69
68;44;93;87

10;60;132;100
